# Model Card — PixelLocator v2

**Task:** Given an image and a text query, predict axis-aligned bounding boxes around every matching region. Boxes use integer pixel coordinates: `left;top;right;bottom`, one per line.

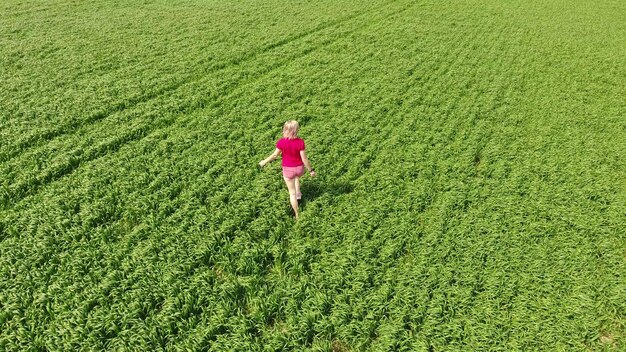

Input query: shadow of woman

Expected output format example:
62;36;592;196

299;180;354;206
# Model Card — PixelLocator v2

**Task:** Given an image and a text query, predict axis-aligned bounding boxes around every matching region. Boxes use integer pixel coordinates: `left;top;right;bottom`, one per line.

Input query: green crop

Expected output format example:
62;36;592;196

1;0;625;350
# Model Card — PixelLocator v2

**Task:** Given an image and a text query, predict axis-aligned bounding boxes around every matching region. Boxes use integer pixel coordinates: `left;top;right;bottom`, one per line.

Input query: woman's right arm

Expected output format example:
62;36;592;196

259;148;281;167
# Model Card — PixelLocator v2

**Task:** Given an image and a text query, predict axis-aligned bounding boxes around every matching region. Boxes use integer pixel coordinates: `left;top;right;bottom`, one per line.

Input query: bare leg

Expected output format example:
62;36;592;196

295;177;301;200
283;176;299;219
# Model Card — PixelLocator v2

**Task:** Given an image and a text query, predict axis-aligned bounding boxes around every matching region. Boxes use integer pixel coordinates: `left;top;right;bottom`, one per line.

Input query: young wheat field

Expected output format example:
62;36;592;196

1;0;625;350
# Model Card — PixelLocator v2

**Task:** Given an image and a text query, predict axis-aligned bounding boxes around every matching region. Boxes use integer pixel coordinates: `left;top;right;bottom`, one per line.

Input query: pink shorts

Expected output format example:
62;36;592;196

282;165;305;179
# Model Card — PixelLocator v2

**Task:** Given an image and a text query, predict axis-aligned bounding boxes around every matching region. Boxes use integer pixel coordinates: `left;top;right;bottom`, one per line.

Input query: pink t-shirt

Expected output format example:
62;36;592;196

276;138;305;167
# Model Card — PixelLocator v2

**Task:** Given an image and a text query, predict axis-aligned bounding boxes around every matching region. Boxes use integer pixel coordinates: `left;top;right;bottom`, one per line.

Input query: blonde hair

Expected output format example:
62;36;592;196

282;120;299;139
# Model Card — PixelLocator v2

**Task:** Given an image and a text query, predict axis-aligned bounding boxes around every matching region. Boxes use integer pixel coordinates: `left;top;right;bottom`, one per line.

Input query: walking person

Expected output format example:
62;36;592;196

259;120;316;219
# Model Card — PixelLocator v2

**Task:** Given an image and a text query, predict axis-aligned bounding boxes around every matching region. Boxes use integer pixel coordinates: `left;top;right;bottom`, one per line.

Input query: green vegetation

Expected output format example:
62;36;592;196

1;0;625;350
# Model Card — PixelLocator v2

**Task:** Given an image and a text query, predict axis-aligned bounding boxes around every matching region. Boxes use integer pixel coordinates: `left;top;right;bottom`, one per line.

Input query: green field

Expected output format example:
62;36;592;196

1;0;625;350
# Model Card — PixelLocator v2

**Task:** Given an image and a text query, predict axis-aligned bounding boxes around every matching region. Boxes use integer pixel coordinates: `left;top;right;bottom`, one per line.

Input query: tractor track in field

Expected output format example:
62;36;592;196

0;1;416;211
0;1;404;164
0;35;200;125
2;1;414;241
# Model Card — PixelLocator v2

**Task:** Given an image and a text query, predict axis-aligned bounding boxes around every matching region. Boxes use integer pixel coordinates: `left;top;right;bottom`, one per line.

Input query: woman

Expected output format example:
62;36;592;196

259;120;316;219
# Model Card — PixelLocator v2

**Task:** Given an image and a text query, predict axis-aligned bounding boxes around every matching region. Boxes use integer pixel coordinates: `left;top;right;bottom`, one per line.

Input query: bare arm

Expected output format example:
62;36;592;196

300;150;316;176
259;148;281;167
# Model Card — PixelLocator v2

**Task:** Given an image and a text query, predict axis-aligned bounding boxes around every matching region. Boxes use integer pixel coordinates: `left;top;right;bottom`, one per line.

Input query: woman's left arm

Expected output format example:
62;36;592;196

259;148;281;167
300;150;316;177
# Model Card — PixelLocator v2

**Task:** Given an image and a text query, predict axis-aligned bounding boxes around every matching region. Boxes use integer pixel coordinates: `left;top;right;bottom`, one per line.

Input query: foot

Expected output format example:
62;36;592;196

296;192;302;200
